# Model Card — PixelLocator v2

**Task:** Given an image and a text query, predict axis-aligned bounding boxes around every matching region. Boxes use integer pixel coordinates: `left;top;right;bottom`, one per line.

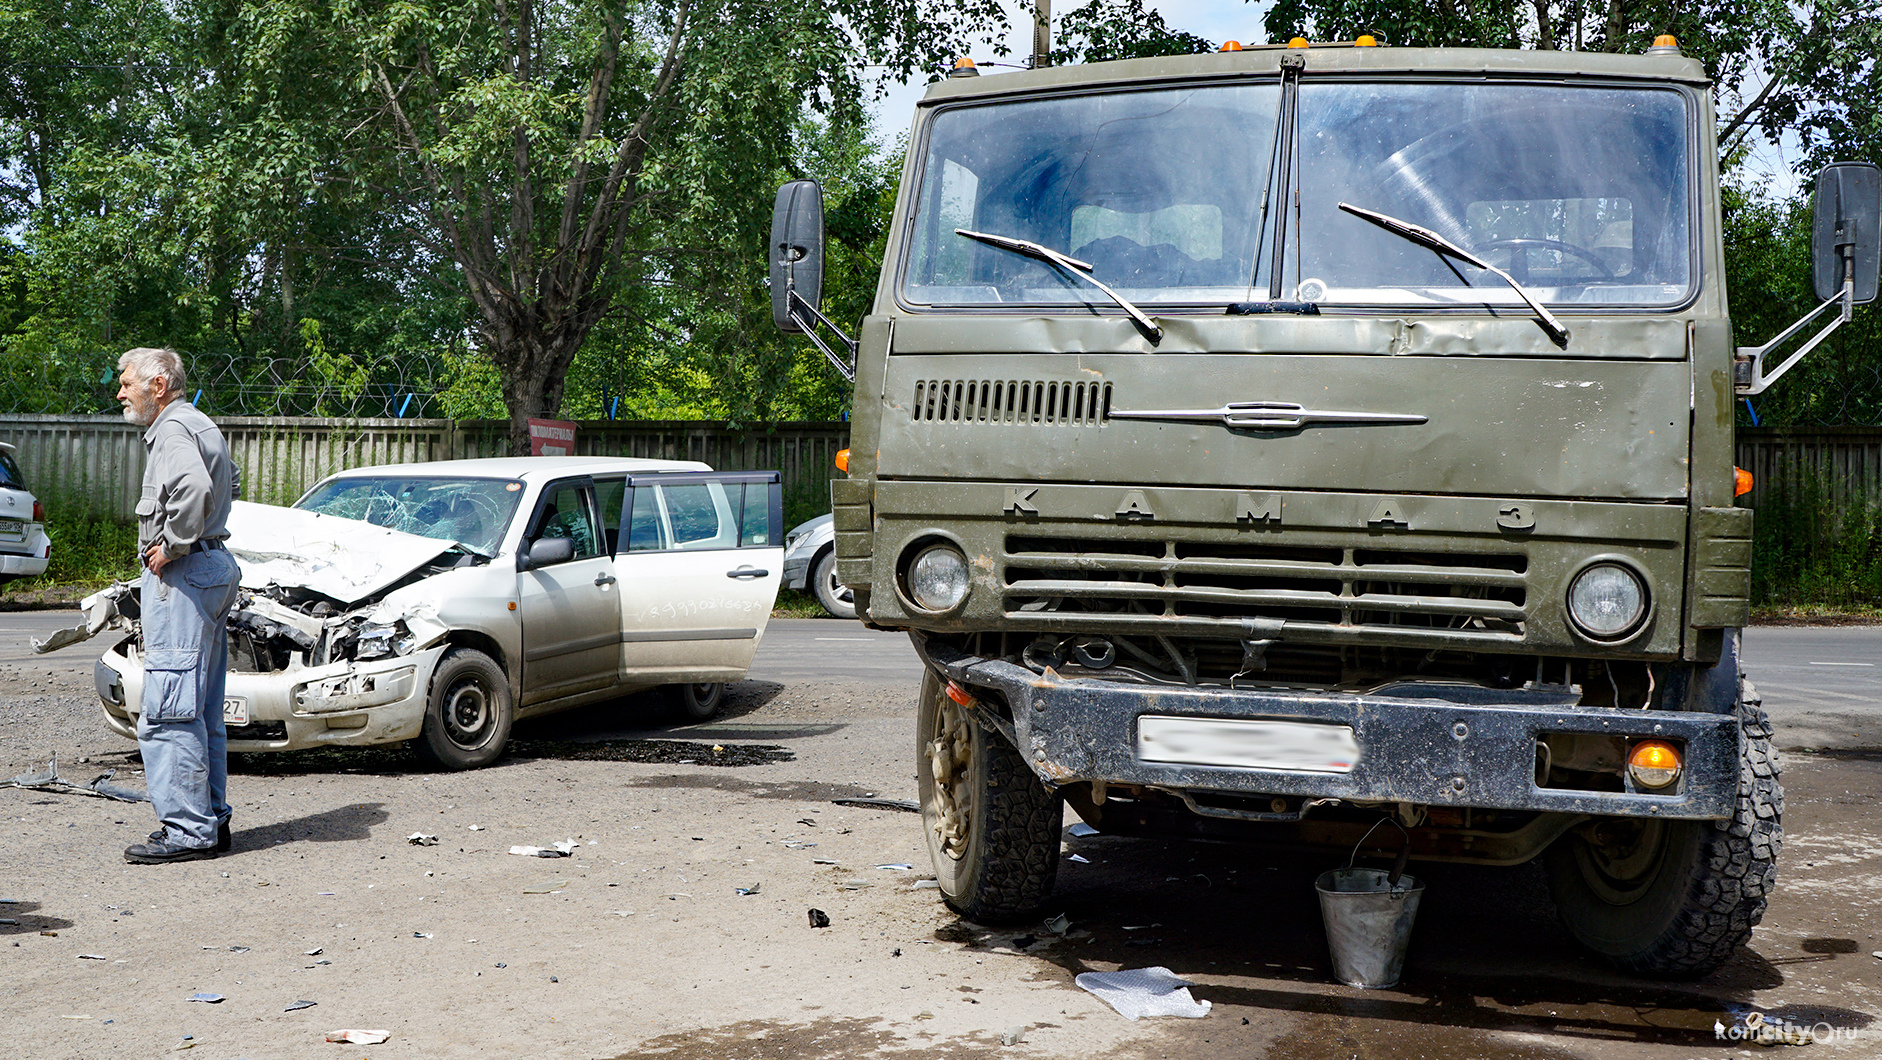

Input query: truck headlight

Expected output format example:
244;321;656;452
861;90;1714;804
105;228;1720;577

906;543;970;612
1566;563;1648;640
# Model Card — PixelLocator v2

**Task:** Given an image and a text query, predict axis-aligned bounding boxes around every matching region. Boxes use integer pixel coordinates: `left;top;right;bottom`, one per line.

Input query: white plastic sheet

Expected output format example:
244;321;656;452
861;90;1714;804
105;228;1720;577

1074;967;1211;1020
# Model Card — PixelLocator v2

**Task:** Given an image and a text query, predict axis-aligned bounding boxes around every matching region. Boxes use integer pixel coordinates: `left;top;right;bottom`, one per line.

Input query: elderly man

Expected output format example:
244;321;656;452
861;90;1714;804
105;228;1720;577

116;347;241;864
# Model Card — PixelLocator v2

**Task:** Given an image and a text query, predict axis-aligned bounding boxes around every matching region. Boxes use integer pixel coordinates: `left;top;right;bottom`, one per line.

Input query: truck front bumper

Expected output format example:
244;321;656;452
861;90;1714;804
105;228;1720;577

917;639;1740;821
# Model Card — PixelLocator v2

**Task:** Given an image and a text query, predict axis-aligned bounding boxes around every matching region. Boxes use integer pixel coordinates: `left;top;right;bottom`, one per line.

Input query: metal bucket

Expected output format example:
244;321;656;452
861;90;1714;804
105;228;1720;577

1315;866;1424;988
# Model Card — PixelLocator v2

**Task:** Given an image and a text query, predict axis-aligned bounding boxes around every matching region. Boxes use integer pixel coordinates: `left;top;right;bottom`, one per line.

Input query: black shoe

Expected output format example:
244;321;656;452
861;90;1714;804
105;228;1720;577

217;819;232;853
124;837;217;864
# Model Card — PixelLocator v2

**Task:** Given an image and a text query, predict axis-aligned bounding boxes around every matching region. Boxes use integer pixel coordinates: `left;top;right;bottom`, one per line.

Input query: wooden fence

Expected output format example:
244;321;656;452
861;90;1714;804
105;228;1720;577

0;416;852;522
3;416;1876;523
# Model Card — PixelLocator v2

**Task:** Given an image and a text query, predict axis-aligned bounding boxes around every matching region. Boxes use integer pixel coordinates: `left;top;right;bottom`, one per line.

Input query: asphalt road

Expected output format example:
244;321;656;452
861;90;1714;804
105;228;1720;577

4;612;1881;1060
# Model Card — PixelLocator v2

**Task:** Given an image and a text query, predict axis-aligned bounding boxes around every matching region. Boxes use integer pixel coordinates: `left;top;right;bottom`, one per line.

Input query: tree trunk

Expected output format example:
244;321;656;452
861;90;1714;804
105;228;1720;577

485;307;599;456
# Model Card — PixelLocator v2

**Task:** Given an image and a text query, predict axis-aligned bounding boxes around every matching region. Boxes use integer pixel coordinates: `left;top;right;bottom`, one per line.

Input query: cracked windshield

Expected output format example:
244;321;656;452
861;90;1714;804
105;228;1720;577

904;80;1692;312
295;476;523;556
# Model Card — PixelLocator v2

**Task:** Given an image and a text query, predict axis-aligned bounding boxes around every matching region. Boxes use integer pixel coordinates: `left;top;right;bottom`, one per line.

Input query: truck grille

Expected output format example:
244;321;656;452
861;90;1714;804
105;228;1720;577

1003;534;1528;642
912;379;1111;426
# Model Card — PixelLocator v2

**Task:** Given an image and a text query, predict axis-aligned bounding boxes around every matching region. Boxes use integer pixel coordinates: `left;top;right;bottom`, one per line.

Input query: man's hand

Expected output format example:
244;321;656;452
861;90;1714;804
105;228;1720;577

145;543;171;574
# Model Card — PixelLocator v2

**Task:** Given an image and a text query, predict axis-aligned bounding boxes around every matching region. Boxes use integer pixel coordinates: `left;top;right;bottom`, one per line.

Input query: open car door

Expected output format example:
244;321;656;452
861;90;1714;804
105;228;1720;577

614;471;784;683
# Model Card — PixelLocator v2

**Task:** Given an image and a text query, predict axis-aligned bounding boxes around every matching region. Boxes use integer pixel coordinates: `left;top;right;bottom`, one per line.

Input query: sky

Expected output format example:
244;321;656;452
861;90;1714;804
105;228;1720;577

862;0;1803;198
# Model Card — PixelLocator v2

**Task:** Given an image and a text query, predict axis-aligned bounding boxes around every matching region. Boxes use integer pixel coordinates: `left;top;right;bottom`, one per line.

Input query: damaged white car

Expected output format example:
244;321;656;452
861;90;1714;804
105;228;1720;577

39;457;785;769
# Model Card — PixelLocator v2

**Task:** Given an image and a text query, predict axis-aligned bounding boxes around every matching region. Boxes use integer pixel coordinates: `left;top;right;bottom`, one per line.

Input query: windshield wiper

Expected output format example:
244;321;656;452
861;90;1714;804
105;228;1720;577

954;228;1162;342
1337;203;1570;348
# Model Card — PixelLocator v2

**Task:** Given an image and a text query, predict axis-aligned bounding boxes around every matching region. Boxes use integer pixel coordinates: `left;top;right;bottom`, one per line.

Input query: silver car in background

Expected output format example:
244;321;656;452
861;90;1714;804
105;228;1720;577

782;513;855;619
0;441;51;585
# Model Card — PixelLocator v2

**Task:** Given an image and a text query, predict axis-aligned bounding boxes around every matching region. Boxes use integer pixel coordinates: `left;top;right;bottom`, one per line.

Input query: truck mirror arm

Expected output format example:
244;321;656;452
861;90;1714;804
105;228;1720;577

786;286;857;384
1735;243;1855;396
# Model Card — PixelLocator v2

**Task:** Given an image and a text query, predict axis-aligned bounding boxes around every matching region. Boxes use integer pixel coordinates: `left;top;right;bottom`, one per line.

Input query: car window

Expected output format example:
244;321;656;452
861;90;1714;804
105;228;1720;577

0;451;24;490
623;479;773;552
623;485;668;552
595;477;626;554
529;482;600;559
733;482;774;546
296;475;522;556
664;484;738;549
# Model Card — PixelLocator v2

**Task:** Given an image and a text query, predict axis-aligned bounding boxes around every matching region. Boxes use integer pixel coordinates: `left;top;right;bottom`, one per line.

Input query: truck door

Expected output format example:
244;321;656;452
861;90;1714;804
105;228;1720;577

615;471;784;682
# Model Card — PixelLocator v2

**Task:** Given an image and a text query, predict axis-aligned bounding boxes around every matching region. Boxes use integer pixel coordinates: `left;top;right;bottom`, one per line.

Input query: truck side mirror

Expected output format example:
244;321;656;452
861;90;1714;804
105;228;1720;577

1813;162;1880;304
771;180;826;332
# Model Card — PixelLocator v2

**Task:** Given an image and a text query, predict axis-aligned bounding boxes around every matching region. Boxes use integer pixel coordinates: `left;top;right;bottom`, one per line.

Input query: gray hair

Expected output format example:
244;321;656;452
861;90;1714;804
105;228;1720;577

118;347;186;395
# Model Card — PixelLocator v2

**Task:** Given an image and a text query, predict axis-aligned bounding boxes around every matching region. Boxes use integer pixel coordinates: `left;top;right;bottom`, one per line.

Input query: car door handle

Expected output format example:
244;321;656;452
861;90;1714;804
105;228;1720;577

594;572;617;586
726;568;769;579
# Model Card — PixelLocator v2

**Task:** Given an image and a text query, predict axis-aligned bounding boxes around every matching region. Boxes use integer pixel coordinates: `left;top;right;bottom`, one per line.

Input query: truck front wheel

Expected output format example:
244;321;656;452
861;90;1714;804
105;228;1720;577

916;670;1061;923
1545;676;1782;978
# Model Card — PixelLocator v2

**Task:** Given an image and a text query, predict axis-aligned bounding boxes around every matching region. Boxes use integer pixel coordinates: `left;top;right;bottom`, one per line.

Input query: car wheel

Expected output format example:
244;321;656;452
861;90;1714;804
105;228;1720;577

1545;674;1782;977
672;682;725;721
916;669;1060;923
413;648;514;770
810;548;856;619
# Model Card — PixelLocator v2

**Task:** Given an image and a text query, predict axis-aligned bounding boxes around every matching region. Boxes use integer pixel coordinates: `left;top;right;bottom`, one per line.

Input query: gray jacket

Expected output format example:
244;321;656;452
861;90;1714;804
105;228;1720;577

138;401;234;560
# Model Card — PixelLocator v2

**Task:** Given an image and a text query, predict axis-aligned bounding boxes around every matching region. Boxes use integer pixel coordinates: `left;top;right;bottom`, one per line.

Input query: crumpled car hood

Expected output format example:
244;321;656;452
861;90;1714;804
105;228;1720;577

226;500;462;606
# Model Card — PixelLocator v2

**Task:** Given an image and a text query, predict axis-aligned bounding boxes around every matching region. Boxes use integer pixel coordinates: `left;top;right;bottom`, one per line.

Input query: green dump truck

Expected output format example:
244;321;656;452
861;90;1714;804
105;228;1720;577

770;40;1879;978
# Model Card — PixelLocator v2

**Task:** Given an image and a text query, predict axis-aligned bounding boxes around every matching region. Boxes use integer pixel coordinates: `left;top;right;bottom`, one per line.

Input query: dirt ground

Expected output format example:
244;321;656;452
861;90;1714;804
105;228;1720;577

4;655;1881;1060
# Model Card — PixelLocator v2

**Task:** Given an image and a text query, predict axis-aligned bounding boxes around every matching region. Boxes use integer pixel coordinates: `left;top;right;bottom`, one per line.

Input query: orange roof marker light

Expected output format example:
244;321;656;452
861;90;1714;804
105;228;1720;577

950;56;979;78
1628;740;1683;790
1734;467;1754;496
834;448;851;474
1219;40;1243;51
1647;34;1682;55
1287;37;1310;48
1355;34;1379;46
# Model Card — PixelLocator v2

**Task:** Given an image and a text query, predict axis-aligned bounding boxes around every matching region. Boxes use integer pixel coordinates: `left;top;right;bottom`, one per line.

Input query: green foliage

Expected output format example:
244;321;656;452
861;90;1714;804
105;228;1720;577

1052;0;1217;63
1750;476;1882;607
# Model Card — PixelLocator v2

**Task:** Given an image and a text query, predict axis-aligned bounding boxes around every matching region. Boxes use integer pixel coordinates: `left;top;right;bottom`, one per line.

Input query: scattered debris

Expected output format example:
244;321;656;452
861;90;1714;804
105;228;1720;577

1068;823;1099;837
874;863;913;871
838;880;872;890
407;833;438;846
2;755;147;802
808;908;831;928
0;918;18;925
284;1000;317;1012
186;993;226;1004
1075;967;1211;1020
1001;1025;1028;1046
412;932;433;939
325;1029;390;1045
77;954;106;960
305;948;322;956
522;880;570;894
607;910;636;917
736;884;762;896
228;946;250;954
1067;854;1090;863
832;797;919;813
781;840;817;850
508;840;576;858
1044;914;1072;934
811;858;840;866
468;824;485;831
913;879;942;890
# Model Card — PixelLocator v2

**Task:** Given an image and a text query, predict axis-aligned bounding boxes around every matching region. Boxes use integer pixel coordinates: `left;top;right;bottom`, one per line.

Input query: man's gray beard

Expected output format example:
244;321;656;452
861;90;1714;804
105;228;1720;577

122;402;153;426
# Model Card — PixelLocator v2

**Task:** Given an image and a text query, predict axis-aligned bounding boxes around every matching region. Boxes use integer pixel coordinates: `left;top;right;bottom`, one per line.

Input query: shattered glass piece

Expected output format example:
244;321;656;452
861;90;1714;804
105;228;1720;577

1074;967;1211;1020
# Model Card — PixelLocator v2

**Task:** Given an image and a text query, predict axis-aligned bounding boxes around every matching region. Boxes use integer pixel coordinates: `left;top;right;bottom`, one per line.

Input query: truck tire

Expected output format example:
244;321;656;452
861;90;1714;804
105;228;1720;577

1545;675;1782;978
916;669;1060;923
810;549;857;619
413;648;514;770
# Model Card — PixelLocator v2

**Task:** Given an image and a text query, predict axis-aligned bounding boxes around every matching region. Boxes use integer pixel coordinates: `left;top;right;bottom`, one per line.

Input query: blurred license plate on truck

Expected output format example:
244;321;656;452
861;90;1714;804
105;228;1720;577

1136;716;1360;773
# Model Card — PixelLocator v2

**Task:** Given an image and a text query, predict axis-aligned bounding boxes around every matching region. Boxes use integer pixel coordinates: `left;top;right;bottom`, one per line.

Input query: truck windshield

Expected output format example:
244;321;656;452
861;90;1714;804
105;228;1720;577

902;79;1693;312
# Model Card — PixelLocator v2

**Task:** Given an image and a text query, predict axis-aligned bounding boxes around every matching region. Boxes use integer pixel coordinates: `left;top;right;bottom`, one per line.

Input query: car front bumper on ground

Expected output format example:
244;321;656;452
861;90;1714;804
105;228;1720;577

96;640;447;751
915;637;1741;821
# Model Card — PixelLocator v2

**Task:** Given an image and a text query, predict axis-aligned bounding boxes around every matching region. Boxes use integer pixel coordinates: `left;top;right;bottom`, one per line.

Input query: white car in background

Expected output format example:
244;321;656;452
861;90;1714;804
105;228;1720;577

782;513;855;619
45;457;784;769
0;441;51;585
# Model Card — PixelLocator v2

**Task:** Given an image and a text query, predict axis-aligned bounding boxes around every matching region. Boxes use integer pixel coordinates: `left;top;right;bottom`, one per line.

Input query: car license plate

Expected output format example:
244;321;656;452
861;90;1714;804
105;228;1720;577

0;518;20;538
223;697;249;726
1137;716;1360;774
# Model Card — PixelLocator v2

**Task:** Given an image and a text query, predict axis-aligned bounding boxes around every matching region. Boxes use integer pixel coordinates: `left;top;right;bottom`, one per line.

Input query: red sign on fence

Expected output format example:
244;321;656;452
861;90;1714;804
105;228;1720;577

528;418;577;456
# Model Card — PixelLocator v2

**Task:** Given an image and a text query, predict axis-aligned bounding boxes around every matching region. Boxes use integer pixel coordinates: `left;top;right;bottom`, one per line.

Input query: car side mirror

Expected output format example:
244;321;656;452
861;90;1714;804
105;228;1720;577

516;536;575;572
1814;162;1881;304
770;179;825;332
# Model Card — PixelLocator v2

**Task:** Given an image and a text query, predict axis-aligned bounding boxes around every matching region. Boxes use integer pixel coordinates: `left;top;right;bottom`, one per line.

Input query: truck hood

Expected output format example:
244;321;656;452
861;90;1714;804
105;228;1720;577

225;500;463;607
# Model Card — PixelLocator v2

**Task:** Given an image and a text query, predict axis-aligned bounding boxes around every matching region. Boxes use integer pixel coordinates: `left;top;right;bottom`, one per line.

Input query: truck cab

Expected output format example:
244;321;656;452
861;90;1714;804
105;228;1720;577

773;41;1877;978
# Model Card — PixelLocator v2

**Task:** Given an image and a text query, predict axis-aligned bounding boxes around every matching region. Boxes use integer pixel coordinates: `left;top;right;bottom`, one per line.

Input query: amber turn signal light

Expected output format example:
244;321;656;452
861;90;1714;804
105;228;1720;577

945;681;975;707
1219;40;1242;51
1628;740;1682;789
1734;467;1754;496
834;448;850;473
